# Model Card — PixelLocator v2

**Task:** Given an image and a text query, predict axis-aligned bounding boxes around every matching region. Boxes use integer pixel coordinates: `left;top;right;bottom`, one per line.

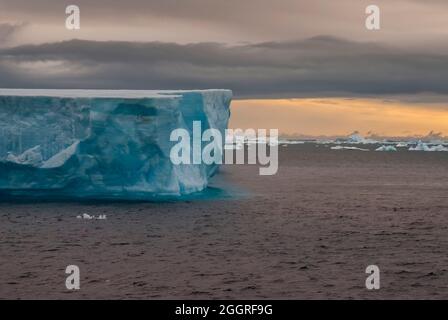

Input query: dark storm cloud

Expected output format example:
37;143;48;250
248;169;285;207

1;37;448;98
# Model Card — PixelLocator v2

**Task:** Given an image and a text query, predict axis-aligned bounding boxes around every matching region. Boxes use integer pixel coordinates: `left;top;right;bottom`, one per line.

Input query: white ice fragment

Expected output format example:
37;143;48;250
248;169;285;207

375;145;397;152
278;140;305;145
430;144;448;152
396;142;408;148
408;141;448;151
409;141;431;151
331;146;369;151
345;133;377;144
77;213;107;220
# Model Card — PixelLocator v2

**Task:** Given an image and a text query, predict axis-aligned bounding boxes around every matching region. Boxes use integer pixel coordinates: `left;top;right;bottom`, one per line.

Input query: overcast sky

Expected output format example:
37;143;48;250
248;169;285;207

0;0;447;98
2;0;448;46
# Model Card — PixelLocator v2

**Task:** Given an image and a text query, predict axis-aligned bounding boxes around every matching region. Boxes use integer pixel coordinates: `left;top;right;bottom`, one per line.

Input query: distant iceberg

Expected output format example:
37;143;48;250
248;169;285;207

278;139;305;145
408;141;448;152
343;132;377;144
375;145;397;152
409;141;432;151
0;89;232;199
430;145;448;152
396;142;408;148
331;146;369;151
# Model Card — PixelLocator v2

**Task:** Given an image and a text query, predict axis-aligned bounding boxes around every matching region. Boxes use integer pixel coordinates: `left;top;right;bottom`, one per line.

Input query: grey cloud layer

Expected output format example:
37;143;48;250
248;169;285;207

3;0;447;23
0;37;447;98
2;0;448;45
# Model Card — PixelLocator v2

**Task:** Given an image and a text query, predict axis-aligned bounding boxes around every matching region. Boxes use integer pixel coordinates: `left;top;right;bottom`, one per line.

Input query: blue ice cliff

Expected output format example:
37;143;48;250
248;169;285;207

0;89;232;200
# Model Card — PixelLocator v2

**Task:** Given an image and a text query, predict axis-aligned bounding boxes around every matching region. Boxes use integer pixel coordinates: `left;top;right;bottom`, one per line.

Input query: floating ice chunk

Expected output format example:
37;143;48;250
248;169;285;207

278;139;305;145
77;213;94;220
375;145;397;152
430;144;448;152
77;213;107;220
409;141;428;151
408;141;448;151
409;141;432;151
396;142;408;148
344;132;377;144
348;133;367;143
331;146;369;151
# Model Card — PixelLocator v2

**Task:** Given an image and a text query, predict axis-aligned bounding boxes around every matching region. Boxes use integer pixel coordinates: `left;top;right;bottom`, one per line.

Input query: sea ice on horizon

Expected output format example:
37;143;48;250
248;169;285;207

409;141;448;152
330;146;369;151
375;145;397;152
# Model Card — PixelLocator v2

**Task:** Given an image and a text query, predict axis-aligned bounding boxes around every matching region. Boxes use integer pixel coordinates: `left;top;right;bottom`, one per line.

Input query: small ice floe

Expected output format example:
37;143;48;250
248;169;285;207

409;141;431;151
77;213;93;220
345;132;377;144
278;139;305;145
408;141;448;152
330;146;369;151
375;145;397;152
76;213;107;220
430;145;448;152
396;142;408;148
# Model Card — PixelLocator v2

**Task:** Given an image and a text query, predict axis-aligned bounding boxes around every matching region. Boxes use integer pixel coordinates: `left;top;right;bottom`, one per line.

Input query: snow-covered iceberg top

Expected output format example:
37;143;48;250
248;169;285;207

0;89;232;200
0;89;230;99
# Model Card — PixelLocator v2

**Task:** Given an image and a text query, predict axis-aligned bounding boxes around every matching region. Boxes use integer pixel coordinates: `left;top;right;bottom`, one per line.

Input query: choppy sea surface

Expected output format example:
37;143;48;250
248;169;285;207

1;144;448;299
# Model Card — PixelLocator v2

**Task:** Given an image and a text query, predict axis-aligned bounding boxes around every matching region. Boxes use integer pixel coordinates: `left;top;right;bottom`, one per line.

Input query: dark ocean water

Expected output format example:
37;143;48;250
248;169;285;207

1;144;448;299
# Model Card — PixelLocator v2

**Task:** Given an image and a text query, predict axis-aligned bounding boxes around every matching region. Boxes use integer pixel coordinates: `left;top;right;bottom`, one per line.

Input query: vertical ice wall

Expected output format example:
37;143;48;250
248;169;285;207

0;89;232;199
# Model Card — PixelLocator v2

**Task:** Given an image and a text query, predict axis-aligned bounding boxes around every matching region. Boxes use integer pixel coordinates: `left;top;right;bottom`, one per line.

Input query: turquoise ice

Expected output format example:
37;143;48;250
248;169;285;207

0;89;232;200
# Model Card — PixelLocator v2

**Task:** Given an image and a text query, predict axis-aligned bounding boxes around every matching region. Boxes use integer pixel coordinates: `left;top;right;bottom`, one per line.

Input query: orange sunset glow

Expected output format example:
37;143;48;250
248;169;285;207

230;98;448;137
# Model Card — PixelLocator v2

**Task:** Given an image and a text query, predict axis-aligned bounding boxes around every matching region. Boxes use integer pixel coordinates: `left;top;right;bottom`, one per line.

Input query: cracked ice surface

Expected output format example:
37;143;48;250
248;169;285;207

0;89;232;200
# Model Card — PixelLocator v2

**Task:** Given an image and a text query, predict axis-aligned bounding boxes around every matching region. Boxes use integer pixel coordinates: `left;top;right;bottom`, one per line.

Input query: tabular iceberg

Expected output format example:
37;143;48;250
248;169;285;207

0;89;232;200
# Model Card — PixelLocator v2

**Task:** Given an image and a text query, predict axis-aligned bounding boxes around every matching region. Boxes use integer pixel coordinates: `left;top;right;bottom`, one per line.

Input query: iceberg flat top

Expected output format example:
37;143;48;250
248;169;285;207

0;89;232;99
